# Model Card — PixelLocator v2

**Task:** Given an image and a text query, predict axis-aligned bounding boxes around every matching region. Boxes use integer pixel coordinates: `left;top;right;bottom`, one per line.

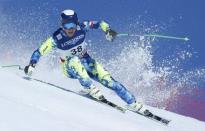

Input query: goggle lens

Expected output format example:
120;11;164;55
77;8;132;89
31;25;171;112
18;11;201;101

63;23;77;30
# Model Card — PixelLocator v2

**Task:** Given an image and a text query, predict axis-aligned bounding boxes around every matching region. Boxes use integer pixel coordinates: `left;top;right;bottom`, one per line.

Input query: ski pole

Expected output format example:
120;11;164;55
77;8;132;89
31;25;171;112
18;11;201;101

117;33;189;41
0;64;23;70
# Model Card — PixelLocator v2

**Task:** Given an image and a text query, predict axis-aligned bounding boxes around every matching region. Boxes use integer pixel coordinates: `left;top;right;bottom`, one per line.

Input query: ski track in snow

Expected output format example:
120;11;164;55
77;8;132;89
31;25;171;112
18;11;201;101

0;69;205;131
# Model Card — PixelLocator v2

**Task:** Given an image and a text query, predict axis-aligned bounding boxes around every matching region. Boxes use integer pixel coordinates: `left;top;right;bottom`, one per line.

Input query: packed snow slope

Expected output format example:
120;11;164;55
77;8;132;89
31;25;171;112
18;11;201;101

0;69;205;131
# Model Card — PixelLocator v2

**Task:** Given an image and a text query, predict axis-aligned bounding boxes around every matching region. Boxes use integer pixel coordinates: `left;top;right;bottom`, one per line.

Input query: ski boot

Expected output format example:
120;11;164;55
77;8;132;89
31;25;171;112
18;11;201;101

127;101;151;116
82;87;105;100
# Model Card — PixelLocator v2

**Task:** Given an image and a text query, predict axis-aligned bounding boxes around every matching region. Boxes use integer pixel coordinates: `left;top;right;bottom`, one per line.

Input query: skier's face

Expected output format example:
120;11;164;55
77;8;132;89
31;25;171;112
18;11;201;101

64;28;76;37
62;22;77;37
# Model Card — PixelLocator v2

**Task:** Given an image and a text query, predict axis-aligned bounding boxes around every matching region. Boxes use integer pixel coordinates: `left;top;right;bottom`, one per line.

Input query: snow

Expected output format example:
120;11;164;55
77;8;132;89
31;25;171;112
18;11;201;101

0;69;205;131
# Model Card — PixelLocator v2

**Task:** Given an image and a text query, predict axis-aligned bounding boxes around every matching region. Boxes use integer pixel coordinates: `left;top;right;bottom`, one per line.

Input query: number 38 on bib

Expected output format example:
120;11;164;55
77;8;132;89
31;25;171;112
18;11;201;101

68;43;87;57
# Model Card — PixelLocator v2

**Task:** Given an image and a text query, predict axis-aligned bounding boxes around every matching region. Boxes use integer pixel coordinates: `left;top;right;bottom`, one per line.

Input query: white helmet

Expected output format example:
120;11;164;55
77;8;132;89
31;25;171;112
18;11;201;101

61;9;78;25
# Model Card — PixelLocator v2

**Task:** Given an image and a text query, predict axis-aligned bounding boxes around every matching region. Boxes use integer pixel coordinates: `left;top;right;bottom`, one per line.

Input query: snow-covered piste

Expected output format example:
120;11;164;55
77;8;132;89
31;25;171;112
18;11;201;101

0;68;205;131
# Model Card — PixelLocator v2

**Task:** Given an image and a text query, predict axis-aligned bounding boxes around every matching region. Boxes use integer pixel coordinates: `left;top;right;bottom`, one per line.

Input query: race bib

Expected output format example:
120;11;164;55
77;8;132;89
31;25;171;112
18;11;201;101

67;42;87;57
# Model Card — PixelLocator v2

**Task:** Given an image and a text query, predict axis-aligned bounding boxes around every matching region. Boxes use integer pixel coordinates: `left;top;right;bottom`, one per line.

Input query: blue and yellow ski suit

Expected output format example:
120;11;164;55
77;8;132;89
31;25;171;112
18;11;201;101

29;21;136;104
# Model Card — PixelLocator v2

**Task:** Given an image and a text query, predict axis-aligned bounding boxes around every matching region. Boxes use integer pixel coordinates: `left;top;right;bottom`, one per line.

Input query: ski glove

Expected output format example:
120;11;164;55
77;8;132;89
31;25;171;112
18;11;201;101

105;29;117;42
100;21;117;42
24;64;35;76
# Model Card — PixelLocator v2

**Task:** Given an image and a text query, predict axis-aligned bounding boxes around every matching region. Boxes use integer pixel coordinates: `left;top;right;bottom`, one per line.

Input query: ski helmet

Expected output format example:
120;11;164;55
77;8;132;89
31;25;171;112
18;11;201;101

61;9;78;26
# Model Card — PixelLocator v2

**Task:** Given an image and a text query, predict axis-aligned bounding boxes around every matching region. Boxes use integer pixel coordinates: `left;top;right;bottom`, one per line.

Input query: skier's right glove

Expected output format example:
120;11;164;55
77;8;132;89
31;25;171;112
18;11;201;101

24;64;35;76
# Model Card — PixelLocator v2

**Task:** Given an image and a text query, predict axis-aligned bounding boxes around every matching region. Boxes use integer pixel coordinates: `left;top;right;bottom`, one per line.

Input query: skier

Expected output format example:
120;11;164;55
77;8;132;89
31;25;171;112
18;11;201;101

24;9;147;114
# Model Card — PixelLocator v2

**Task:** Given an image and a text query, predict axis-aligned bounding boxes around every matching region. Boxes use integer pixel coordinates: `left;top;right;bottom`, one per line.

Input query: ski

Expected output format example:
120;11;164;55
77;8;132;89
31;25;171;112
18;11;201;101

128;109;171;125
23;77;126;113
23;76;170;124
82;94;126;113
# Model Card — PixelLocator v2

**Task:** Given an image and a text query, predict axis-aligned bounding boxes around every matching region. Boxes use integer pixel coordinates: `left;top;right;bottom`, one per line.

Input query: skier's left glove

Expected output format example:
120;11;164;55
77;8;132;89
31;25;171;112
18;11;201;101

24;64;35;76
105;29;117;41
100;21;117;42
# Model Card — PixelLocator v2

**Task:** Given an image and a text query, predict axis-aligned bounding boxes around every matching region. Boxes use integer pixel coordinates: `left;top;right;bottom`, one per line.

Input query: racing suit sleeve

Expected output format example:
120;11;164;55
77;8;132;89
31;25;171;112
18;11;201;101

80;20;110;33
29;37;56;65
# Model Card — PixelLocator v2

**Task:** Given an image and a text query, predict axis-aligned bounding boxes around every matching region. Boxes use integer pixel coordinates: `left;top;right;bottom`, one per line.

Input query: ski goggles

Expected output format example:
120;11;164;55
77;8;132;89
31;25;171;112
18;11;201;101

63;22;77;30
